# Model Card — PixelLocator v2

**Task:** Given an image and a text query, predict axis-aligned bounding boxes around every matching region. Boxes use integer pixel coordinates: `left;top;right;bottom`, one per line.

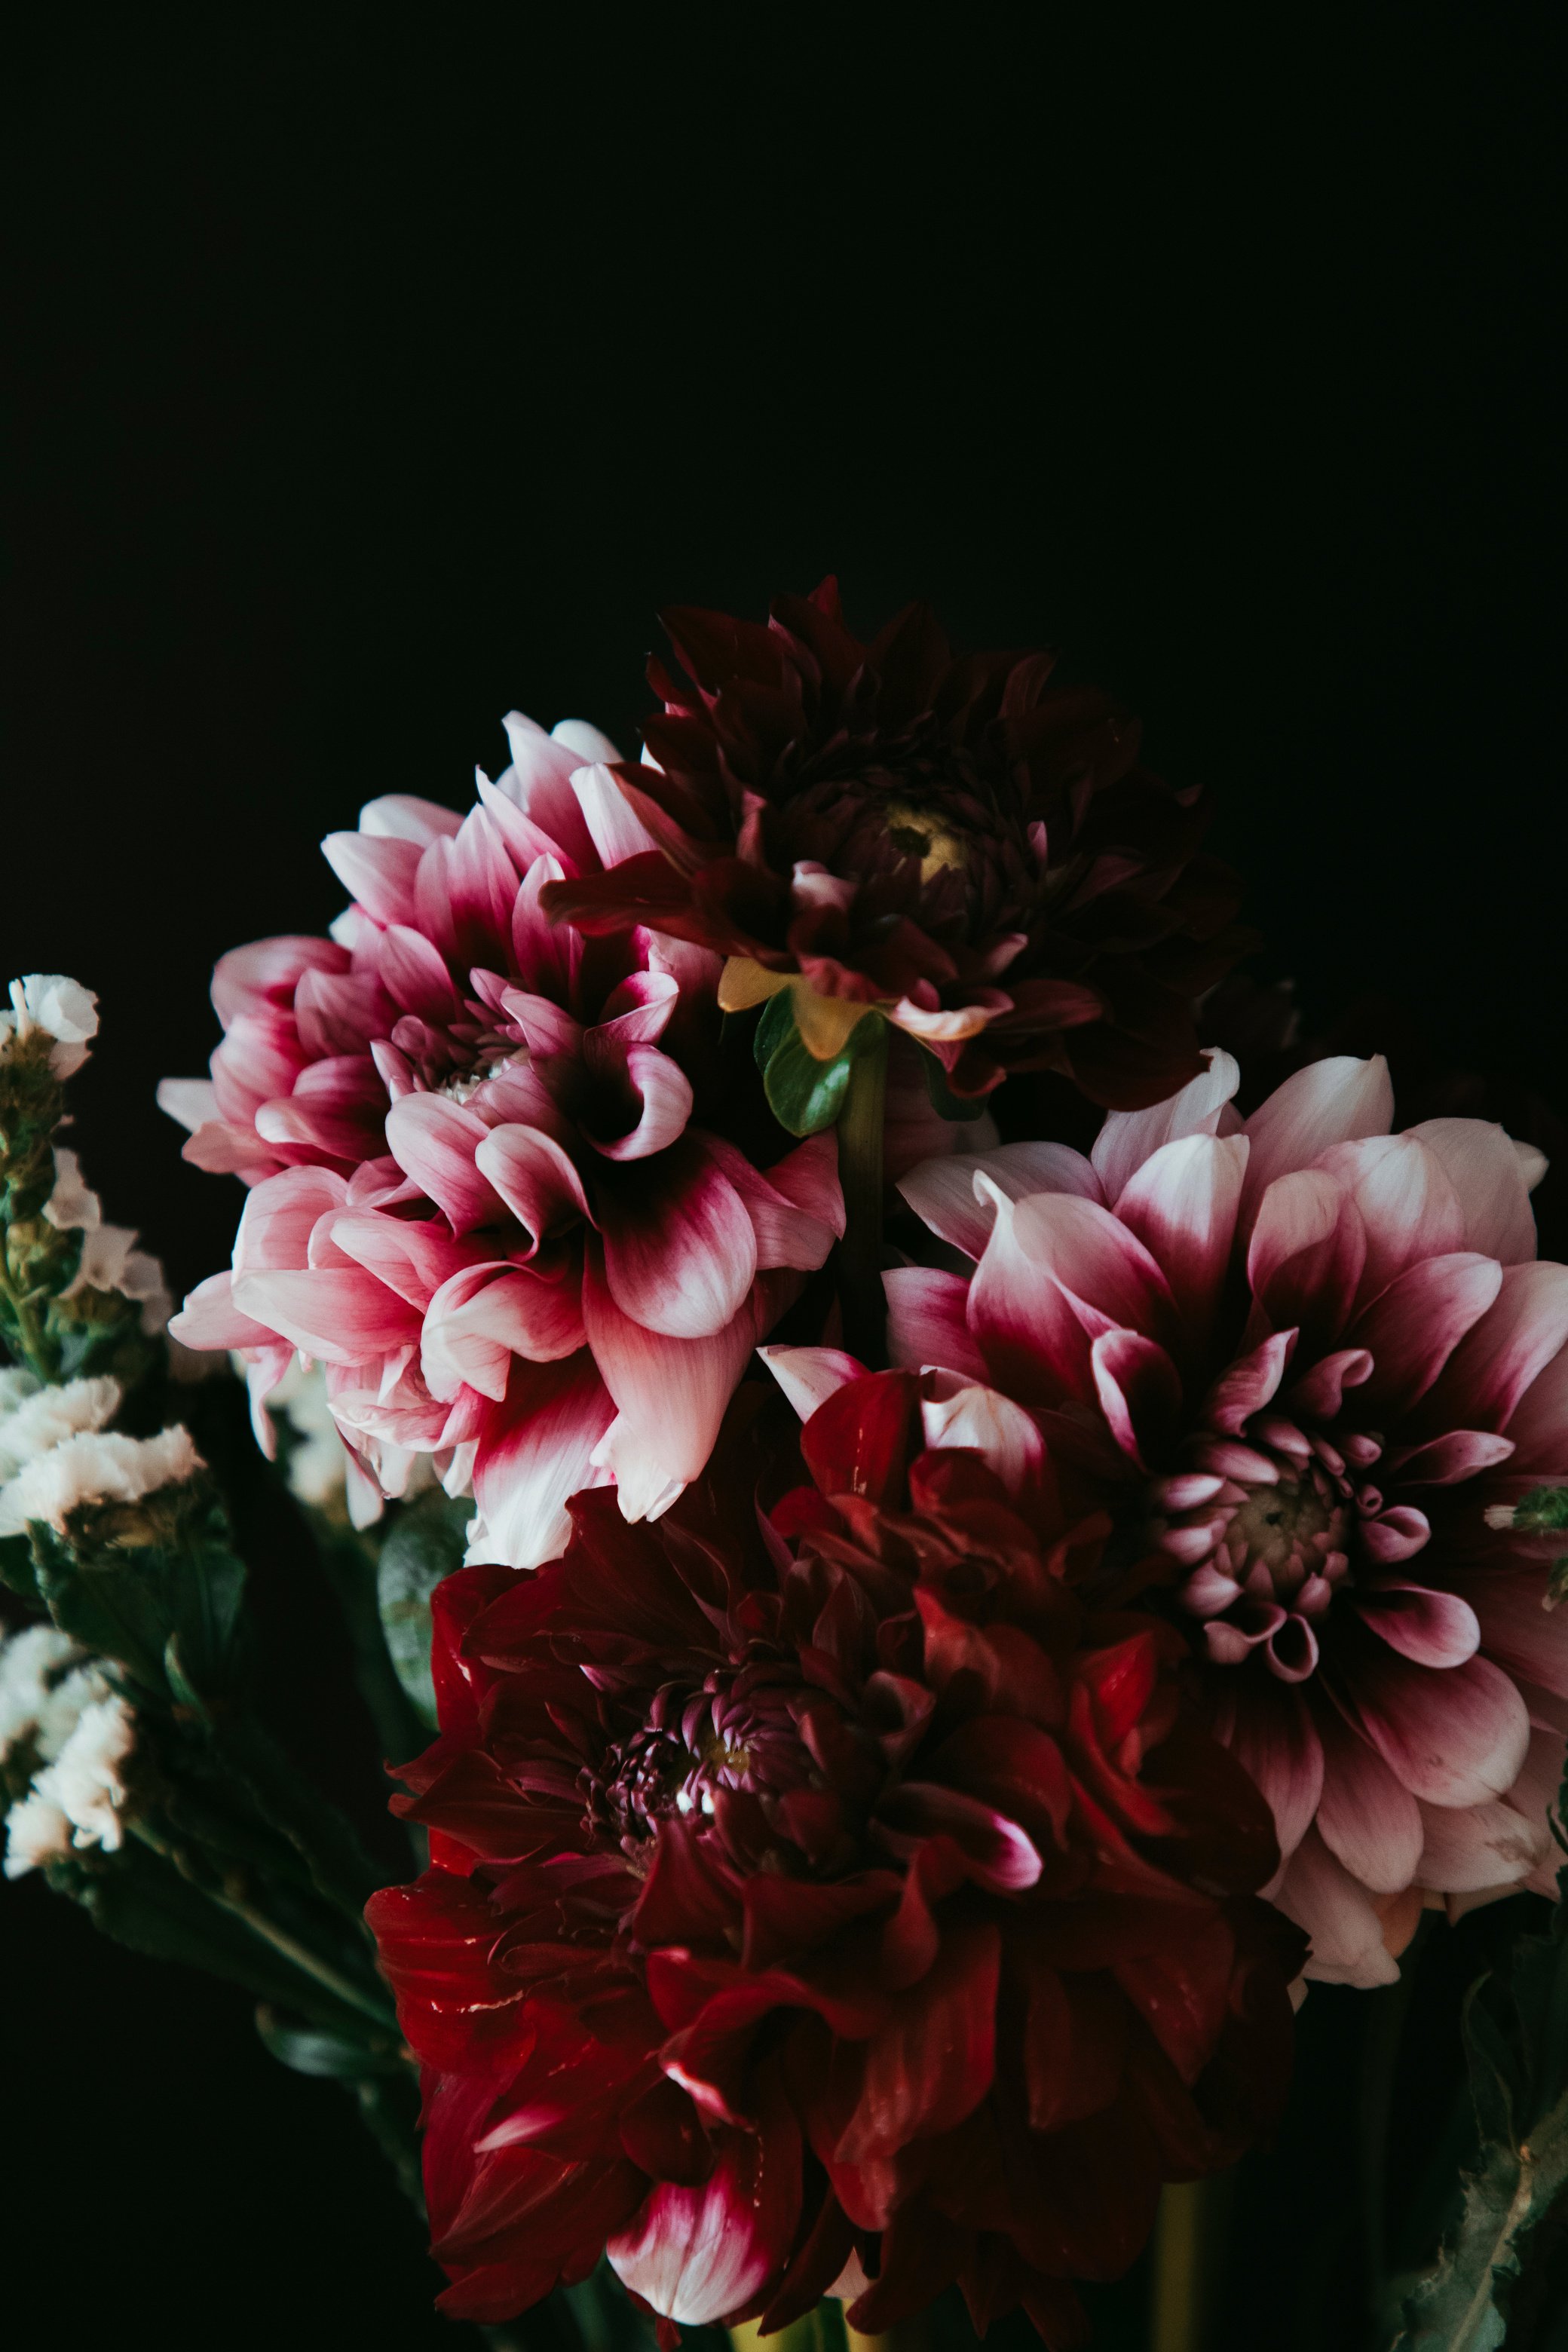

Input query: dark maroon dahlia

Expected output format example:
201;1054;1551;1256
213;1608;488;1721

541;581;1251;1107
368;1382;1303;2344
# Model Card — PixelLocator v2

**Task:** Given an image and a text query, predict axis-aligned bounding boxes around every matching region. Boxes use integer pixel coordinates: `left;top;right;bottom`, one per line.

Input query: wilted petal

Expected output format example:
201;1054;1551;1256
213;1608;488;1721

1416;1796;1550;1894
1273;1829;1401;1987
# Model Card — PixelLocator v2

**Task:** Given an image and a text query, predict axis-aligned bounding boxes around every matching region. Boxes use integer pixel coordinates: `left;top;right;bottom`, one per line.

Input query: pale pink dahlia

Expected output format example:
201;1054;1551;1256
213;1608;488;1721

163;715;844;1561
855;1052;1567;1986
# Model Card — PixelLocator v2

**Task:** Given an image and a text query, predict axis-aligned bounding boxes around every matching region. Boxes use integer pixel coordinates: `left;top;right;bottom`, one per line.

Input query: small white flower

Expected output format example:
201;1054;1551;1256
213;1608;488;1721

4;1787;75;1877
0;1375;121;1481
0;975;100;1078
41;1147;103;1233
32;1692;138;1854
34;1661;114;1762
61;1220;173;1334
0;1423;202;1537
0;1622;82;1759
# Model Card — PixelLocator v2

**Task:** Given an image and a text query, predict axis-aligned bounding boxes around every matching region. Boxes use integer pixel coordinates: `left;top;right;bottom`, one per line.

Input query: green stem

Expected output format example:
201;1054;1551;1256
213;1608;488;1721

836;1019;890;1369
0;1258;55;1380
131;1820;396;2030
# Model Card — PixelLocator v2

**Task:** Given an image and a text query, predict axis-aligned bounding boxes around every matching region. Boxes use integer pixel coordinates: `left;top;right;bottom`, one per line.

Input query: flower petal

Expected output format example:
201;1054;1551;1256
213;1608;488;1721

884;1268;991;1381
1330;1640;1530;1809
1090;1048;1240;1203
385;1095;505;1236
899;1142;1102;1260
1313;1704;1424;1894
1416;1796;1550;1894
1406;1117;1539;1266
470;1353;616;1570
1116;1132;1247;1351
1241;1055;1394;1230
596;1146;757;1340
1273;1829;1401;1987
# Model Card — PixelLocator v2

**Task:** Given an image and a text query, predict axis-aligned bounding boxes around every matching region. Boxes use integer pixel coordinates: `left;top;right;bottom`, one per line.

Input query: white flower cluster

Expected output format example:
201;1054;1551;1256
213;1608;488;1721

43;1146;173;1336
0;975;99;1080
0;1622;133;1878
264;1356;351;1511
0;1367;203;1538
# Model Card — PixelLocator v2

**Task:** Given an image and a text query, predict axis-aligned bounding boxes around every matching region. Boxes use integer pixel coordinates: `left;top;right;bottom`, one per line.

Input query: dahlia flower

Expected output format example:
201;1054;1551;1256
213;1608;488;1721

369;1386;1302;2344
870;1050;1568;1985
540;581;1249;1107
163;715;847;1558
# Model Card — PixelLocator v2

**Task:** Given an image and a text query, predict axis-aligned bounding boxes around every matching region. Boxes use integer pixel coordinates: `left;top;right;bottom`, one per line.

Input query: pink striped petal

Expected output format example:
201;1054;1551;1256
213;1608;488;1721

1199;1328;1297;1435
1350;1252;1502;1414
167;1269;280;1353
1090;1328;1182;1469
596;1146;757;1340
376;923;463;1021
1090;1048;1241;1202
470;1352;617;1570
571;761;662;869
1314;1134;1465;1301
473;1124;593;1254
421;1262;585;1401
1274;1829;1401;1987
1407;1117;1539;1266
385;1094;504;1236
1247;1168;1365;1337
1116;1132;1246;1348
231;1266;420;1364
1420;1260;1568;1435
581;1041;694;1163
1241;1055;1395;1230
329;1210;482;1308
1416;1796;1550;1894
234;1167;351;1271
507;852;579;999
1331;1641;1530;1808
583;1253;767;1521
1387;1429;1516;1485
968;1186;1174;1407
357;793;463;847
211;935;349;1025
1314;1702;1424;1893
1215;1677;1323;1867
898;1141;1102;1260
320;829;421;926
884;1267;991;1381
758;1346;867;1422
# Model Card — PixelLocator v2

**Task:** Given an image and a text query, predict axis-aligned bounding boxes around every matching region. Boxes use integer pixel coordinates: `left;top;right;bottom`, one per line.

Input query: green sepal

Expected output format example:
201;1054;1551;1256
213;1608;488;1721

255;2001;405;2079
754;989;880;1138
376;1491;471;1729
920;1044;987;1122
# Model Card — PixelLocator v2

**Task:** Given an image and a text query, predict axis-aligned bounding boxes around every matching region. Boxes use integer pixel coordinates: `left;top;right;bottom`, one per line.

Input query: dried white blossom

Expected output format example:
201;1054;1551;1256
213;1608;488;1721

0;1424;202;1537
0;1375;121;1481
0;975;100;1078
0;1622;82;1758
4;1787;75;1877
41;1146;103;1233
61;1223;173;1336
31;1692;138;1854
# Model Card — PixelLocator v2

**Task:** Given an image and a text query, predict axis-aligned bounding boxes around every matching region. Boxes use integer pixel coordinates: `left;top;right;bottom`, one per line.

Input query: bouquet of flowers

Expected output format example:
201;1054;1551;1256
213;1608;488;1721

6;581;1566;2350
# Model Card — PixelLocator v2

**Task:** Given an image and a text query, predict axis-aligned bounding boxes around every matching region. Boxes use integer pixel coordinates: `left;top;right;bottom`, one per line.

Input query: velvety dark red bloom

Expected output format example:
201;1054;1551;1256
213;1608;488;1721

540;582;1251;1107
368;1383;1303;2344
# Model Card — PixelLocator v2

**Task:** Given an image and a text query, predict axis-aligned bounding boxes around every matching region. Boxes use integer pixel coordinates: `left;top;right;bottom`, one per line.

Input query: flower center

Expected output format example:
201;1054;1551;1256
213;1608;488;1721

1227;1475;1342;1600
880;797;971;884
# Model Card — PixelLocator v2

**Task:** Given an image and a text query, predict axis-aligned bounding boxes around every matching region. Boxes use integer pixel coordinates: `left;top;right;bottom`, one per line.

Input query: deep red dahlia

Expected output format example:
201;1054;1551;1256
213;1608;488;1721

369;1385;1303;2344
539;583;1251;1107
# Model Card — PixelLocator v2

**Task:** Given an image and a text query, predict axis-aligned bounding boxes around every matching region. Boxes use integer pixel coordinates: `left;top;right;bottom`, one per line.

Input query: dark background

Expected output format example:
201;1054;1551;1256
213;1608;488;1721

2;14;1562;2349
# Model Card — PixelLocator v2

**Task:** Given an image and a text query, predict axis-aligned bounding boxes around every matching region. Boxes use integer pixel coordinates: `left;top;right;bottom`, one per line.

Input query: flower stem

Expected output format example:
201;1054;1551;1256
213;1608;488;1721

1150;2174;1233;2352
835;1019;890;1370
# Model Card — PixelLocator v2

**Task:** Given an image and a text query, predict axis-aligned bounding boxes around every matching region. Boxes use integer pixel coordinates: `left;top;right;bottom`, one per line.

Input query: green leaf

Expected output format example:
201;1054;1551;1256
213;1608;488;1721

920;1045;987;1122
376;1492;470;1729
755;990;879;1138
255;2001;404;2078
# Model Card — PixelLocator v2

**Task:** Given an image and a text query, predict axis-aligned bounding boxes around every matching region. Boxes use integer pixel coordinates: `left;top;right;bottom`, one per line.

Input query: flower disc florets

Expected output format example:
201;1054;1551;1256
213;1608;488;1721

369;1386;1303;2345
539;582;1251;1106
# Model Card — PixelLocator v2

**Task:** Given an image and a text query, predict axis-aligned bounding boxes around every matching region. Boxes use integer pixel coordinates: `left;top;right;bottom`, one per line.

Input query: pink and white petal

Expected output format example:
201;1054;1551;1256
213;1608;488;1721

1330;1640;1531;1809
1273;1828;1401;1987
898;1141;1101;1261
385;1094;506;1236
231;1266;421;1365
1465;1572;1568;1701
1350;1252;1503;1416
968;1186;1177;1407
1420;1260;1568;1437
918;1374;1045;1498
596;1151;757;1341
583;1253;765;1520
320;830;422;926
1214;1677;1323;1870
157;1077;219;1135
423;1263;586;1402
1090;1048;1241;1202
583;1042;694;1163
1199;1328;1298;1435
328;1210;482;1309
1241;1055;1395;1230
167;1269;280;1354
473;1125;593;1253
1353;1580;1477;1666
884;1267;992;1382
1416;1796;1551;1895
1314;1134;1466;1302
376;923;464;1022
357;792;463;847
1501;1332;1568;1473
697;1132;843;1270
1089;1328;1182;1469
470;1352;617;1570
1246;1168;1365;1335
1406;1118;1539;1266
1314;1704;1425;1894
210;934;349;1025
758;1346;867;1423
1115;1132;1247;1350
607;2114;798;2328
1387;1429;1517;1485
234;1166;352;1271
571;761;663;870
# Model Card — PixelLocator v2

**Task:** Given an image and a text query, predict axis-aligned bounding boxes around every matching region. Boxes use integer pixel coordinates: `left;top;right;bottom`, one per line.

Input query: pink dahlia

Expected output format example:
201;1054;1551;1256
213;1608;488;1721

539;581;1251;1106
162;715;845;1557
789;1051;1568;1986
369;1389;1301;2344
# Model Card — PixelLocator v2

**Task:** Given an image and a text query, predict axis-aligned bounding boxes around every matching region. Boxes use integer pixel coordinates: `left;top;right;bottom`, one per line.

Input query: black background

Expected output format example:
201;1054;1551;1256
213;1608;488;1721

2;14;1562;2349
